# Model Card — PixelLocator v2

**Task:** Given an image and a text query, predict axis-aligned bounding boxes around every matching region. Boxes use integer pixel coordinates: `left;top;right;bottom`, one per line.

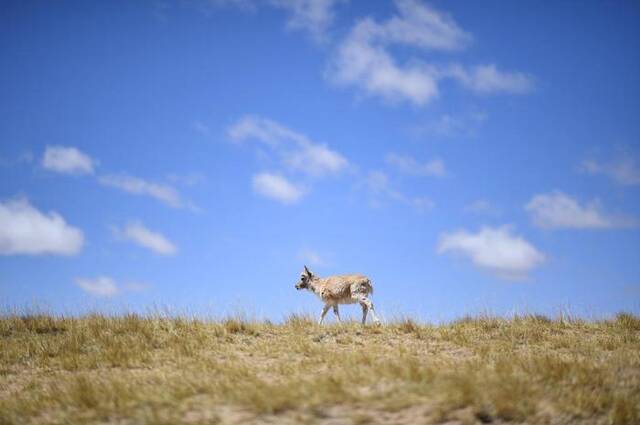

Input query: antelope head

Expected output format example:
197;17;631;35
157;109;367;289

295;265;314;290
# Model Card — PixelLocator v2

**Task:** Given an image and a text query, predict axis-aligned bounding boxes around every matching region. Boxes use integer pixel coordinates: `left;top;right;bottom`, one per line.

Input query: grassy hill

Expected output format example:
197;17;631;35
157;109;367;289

1;313;639;424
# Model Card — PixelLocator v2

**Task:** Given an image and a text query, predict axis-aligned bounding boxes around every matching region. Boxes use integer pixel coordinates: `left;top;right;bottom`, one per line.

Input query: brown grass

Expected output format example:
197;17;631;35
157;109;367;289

1;312;639;424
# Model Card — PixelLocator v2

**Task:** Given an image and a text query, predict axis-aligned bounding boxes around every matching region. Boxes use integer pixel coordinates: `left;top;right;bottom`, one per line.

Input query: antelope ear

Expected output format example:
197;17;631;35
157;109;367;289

304;265;312;277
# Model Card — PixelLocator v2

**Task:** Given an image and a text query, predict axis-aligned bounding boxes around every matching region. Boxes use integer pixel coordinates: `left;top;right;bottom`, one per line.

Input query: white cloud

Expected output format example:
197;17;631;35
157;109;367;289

447;64;533;94
330;17;441;105
228;115;348;176
42;146;95;175
98;175;189;209
228;115;293;146
75;277;119;298
384;0;471;50
284;140;348;176
582;158;640;186
252;172;305;204
115;222;177;256
525;191;636;229
438;225;545;280
270;0;343;41
75;276;151;297
328;0;532;104
0;198;84;256
365;170;434;212
385;153;446;177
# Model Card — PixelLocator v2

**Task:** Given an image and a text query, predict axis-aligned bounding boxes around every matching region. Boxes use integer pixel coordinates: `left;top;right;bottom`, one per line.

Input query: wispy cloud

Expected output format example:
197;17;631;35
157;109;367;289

412;111;487;138
42;146;95;175
385;153;446;177
228;116;347;204
366;170;434;212
191;120;211;136
228;115;348;177
99;174;195;210
382;0;471;50
41;146;200;211
0;198;84;256
191;0;257;15
447;64;533;95
582;157;640;186
75;276;119;297
328;0;532;105
114;222;177;256
252;172;306;204
270;0;344;42
298;248;327;266
190;0;343;41
167;172;206;187
228;115;295;147
0;151;34;168
438;225;545;281
525;191;637;229
74;276;152;297
464;199;500;217
283;139;348;177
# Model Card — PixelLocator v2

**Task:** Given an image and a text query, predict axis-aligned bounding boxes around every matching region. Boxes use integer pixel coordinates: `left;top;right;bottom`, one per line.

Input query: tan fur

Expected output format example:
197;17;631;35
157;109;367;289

295;267;380;325
315;274;373;304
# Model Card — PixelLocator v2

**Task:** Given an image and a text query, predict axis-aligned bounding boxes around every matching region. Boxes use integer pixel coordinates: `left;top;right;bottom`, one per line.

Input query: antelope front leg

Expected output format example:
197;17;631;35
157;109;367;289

318;304;330;325
360;297;380;325
360;302;368;324
332;305;342;323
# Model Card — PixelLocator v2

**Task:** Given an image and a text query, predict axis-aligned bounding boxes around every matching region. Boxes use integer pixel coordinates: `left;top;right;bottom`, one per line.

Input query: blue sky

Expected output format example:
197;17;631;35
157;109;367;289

1;0;639;322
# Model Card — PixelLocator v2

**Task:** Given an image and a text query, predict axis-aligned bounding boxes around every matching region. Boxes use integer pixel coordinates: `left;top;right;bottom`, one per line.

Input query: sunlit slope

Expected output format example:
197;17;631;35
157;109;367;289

1;313;639;424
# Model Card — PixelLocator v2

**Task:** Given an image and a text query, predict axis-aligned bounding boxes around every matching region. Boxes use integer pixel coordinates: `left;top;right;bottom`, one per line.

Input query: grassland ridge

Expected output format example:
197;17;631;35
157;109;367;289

1;313;638;424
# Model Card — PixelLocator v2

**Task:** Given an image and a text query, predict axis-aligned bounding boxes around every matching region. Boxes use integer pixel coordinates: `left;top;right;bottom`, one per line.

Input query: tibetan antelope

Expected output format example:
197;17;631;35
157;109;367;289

294;265;380;325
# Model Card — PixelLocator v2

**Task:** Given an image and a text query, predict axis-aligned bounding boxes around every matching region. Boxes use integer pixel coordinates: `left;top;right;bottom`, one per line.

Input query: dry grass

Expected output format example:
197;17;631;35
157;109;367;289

1;312;639;424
